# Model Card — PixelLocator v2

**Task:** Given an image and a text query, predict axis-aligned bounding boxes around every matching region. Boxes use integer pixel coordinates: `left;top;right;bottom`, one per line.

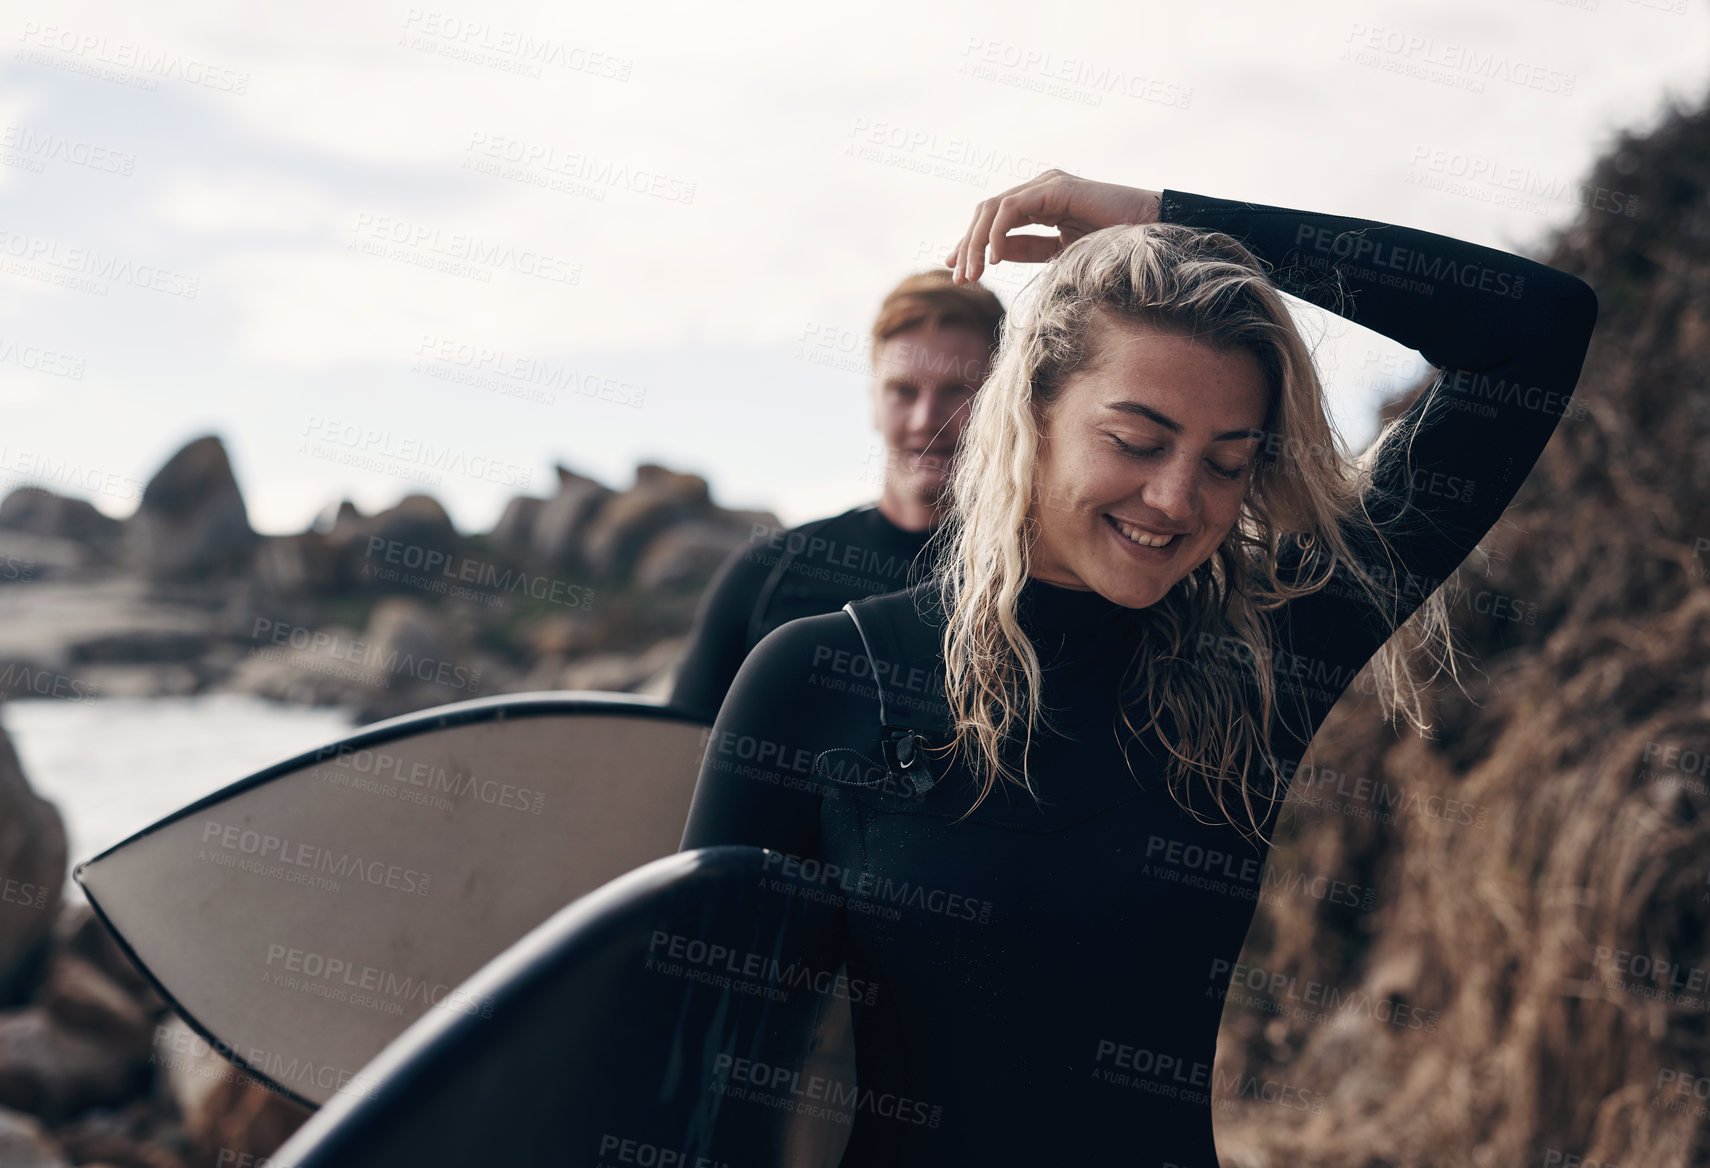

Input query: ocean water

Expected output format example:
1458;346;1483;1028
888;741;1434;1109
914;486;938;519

2;694;356;898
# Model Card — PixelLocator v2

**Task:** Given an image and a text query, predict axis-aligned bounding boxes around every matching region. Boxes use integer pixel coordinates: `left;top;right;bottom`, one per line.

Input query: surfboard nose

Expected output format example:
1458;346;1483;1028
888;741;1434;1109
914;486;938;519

271;845;857;1168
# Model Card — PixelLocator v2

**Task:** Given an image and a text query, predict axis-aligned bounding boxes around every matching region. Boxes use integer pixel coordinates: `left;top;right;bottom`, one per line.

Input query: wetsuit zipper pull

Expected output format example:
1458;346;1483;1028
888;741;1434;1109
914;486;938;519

884;730;938;797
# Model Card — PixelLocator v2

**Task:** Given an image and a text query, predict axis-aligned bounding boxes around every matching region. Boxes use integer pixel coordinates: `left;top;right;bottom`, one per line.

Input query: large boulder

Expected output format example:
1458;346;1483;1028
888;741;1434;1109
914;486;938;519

254;530;342;596
635;518;762;592
581;465;710;580
0;1007;148;1123
124;437;258;582
0;723;64;1006
0;490;122;549
487;494;544;556
529;465;612;575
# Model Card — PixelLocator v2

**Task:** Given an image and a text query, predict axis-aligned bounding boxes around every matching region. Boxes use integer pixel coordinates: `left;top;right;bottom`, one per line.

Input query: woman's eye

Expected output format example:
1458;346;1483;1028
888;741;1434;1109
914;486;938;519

1112;434;1247;481
1110;434;1161;460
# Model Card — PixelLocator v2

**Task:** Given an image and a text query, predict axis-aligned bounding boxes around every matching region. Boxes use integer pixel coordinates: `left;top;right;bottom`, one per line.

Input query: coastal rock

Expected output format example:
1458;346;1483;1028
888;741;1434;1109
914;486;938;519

55;908;160;1012
0;1106;69;1168
335;494;458;556
124;437;258;582
488;494;544;556
36;955;153;1056
530;466;612;575
255;530;342;596
0;531;81;583
0;723;65;1004
53;1107;189;1168
634;520;751;592
0;489;123;551
581;465;710;580
557;637;684;694
0;1008;147;1124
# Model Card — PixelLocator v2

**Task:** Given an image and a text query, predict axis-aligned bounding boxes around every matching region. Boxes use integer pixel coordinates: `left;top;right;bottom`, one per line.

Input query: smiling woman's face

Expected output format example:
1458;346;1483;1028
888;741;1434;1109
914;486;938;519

1029;313;1270;609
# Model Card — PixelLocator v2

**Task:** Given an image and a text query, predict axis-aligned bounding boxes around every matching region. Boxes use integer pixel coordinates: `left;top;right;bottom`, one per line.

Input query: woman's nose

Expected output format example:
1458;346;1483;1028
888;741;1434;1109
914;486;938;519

1140;457;1199;522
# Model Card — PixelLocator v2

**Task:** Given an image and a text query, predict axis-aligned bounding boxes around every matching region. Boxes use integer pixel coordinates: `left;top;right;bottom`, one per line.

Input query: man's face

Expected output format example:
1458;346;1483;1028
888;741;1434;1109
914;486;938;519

871;324;991;505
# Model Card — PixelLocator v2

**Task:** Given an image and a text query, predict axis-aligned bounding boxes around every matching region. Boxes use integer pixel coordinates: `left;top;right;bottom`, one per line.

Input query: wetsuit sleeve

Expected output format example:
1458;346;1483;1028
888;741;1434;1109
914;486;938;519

678;611;871;855
1159;188;1598;669
666;540;773;723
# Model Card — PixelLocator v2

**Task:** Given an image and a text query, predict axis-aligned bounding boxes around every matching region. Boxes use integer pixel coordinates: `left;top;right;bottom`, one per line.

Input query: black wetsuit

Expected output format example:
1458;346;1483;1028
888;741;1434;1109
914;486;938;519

679;190;1598;1166
668;505;936;723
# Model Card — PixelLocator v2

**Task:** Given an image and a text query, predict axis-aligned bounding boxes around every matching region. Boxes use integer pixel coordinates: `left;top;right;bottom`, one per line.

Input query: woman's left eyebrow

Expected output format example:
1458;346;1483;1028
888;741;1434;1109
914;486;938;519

1104;399;1264;443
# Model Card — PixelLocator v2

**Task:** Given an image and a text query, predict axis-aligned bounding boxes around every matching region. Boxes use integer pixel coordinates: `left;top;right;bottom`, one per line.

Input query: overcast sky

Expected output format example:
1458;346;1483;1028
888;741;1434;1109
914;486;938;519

3;0;1705;532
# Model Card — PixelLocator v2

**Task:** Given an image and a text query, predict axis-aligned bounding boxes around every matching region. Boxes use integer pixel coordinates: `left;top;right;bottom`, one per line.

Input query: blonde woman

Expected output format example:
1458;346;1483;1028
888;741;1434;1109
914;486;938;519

679;171;1598;1165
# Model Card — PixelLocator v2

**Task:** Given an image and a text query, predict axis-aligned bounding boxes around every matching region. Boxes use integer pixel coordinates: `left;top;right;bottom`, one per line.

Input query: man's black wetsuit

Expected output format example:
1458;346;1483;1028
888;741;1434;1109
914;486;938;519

679;190;1598;1166
668;505;936;722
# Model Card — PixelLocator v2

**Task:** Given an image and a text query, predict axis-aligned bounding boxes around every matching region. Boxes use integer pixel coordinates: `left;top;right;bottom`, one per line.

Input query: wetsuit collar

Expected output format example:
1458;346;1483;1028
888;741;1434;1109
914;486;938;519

1017;576;1133;641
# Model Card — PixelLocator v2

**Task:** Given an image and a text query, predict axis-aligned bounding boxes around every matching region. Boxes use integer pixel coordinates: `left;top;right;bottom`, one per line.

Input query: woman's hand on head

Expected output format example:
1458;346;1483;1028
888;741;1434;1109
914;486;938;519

946;170;1162;285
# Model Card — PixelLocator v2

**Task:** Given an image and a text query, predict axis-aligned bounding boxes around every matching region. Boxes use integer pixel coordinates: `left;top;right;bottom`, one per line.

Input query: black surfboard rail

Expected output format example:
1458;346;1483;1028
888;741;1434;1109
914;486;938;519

270;845;857;1167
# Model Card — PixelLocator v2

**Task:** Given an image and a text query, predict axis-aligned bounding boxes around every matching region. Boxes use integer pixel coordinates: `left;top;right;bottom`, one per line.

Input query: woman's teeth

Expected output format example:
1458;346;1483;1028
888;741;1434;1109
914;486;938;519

1112;517;1176;548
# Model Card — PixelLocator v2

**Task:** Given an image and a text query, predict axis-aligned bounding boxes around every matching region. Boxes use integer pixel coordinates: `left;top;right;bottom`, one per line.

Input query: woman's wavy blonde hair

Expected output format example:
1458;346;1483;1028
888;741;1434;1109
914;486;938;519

936;221;1462;848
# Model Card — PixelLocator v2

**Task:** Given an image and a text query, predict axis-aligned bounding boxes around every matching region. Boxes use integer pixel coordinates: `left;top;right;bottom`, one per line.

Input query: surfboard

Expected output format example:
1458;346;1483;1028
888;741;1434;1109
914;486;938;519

270;846;858;1168
74;691;715;1108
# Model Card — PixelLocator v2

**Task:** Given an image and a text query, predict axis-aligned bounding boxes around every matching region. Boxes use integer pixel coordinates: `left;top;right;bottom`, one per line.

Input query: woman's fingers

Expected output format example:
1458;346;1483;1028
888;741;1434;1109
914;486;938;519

945;171;1161;282
947;170;1062;283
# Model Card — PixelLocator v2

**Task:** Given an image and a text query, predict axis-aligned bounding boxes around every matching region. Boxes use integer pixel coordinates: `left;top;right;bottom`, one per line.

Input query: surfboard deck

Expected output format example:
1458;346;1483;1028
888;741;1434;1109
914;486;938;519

271;846;858;1168
74;691;715;1107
